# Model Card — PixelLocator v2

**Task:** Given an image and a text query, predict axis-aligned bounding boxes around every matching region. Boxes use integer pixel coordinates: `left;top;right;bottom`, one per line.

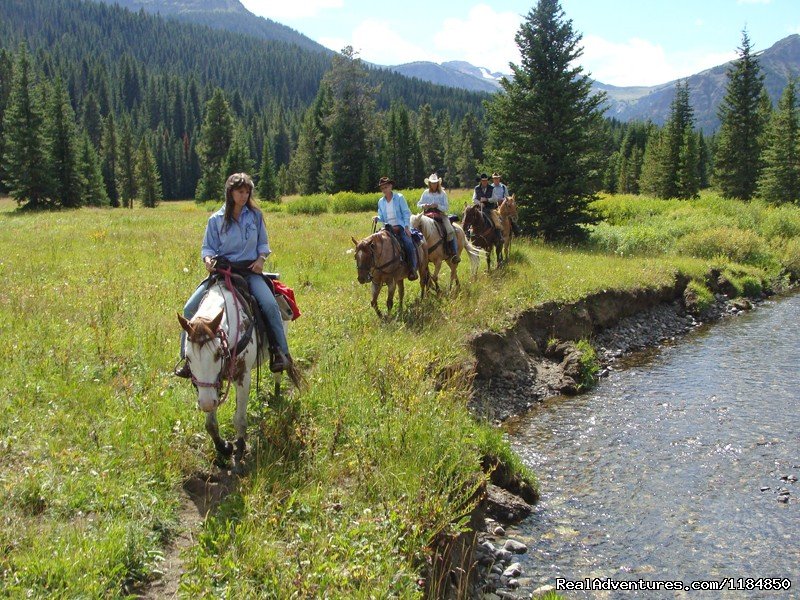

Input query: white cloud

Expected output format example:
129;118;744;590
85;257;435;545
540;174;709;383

239;0;343;21
436;5;523;73
327;4;523;72
343;19;436;66
580;34;737;86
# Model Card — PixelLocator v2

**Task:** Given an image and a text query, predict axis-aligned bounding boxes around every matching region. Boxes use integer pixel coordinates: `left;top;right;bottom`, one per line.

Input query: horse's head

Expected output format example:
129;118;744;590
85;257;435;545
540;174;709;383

463;204;480;230
352;234;385;284
177;309;229;412
500;194;517;219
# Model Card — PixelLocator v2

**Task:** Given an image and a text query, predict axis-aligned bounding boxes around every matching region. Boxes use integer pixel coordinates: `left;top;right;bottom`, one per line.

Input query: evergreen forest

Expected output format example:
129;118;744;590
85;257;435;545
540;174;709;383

0;0;798;222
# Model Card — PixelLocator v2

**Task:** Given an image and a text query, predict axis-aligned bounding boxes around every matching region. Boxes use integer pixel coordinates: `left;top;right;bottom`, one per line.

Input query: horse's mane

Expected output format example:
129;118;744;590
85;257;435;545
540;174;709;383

410;213;438;239
193;284;226;321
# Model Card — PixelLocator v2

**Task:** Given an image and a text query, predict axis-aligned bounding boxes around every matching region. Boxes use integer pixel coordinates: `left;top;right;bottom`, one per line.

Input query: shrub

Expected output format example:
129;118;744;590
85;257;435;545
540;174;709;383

739;275;763;298
675;227;768;265
685;280;715;313
588;222;674;256
575;339;600;391
285;194;329;215
329;192;376;213
781;238;800;279
760;205;800;240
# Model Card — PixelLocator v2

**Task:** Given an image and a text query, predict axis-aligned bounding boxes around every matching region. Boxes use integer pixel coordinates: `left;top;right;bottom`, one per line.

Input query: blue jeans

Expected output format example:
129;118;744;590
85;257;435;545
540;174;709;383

389;226;417;272
181;274;289;357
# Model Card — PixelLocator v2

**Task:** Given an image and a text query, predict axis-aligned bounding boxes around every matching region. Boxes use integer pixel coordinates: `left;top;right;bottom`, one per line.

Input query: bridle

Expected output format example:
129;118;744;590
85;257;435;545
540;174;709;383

189;327;233;407
357;233;402;281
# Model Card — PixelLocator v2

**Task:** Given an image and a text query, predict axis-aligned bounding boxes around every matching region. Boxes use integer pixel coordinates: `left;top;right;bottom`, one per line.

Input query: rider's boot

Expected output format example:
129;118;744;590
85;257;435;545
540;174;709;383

449;238;460;263
269;347;290;373
408;265;419;280
174;359;192;379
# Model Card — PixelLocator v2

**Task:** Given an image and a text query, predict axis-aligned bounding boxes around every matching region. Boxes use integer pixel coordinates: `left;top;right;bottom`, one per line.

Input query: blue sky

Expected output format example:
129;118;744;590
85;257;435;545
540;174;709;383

239;0;798;86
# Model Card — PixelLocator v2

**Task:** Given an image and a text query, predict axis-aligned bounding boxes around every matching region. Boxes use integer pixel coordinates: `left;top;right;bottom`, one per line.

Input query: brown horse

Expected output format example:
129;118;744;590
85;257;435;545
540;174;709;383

352;229;429;317
410;213;484;291
498;194;517;262
462;204;504;270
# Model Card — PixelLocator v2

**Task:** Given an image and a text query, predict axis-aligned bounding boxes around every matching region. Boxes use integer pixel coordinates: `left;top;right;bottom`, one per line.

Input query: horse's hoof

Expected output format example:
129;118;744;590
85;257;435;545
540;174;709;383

234;438;246;463
215;440;234;458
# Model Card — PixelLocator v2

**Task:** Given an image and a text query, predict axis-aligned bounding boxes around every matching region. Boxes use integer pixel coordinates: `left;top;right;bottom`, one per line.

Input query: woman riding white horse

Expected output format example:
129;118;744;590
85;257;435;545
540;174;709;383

175;172;292;378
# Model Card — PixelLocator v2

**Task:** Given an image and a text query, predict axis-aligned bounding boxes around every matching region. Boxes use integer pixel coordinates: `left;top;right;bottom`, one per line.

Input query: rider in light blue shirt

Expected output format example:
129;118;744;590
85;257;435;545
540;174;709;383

176;173;291;377
373;176;418;280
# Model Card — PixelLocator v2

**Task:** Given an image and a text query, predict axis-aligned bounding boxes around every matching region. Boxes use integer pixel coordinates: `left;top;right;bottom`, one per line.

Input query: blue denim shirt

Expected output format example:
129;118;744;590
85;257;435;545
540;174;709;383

201;205;270;261
376;192;411;229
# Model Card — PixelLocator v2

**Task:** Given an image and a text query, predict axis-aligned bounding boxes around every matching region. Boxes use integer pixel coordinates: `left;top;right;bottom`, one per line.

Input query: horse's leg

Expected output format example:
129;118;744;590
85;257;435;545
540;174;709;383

386;280;396;313
232;371;250;466
206;410;233;458
449;260;459;291
371;281;382;317
398;278;405;309
273;372;282;401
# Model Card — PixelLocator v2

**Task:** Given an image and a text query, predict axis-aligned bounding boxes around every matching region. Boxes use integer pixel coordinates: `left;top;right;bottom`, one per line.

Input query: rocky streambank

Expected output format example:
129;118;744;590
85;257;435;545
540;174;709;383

436;269;783;600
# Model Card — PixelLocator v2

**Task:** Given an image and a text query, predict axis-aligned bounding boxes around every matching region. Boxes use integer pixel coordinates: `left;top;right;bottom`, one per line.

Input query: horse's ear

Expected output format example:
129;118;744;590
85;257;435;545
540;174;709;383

177;313;192;334
209;309;224;332
352;236;359;246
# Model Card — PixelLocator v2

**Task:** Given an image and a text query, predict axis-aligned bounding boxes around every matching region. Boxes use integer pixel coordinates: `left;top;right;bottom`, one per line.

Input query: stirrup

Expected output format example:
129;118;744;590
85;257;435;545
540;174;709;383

269;349;290;373
174;359;191;379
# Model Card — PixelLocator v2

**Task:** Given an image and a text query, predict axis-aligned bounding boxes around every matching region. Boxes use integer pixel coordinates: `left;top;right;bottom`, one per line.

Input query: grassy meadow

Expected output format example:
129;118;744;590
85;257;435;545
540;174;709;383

1;189;798;598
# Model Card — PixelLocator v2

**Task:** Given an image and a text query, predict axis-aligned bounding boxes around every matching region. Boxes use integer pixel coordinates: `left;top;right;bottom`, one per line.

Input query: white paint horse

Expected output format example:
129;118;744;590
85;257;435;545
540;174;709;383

177;277;293;467
410;213;484;291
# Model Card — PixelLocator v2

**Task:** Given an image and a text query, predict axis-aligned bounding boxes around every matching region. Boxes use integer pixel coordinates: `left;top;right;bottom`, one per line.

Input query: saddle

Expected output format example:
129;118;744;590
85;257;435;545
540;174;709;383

205;257;295;353
383;225;422;266
423;210;456;256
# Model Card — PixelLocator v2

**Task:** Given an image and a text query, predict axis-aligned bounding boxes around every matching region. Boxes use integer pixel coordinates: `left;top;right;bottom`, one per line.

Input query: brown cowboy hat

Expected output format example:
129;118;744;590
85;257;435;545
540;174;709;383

377;176;395;188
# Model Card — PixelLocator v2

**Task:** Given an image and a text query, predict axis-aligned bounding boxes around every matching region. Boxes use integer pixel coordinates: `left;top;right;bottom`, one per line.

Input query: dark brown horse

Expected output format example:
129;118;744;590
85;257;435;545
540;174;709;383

352;229;429;317
463;204;504;270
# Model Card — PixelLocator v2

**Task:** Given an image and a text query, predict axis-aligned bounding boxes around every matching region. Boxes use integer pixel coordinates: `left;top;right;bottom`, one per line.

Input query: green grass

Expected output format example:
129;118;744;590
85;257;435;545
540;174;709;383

0;190;796;597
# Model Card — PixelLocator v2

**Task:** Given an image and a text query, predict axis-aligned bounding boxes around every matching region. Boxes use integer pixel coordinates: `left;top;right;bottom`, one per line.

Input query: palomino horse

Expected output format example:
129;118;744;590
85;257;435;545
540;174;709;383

352;229;429;317
177;275;297;467
498;194;517;262
410;213;484;291
462;204;504;270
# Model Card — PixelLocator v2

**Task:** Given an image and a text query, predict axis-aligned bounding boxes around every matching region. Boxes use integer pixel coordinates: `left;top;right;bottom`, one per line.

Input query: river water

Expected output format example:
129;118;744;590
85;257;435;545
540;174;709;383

505;293;799;598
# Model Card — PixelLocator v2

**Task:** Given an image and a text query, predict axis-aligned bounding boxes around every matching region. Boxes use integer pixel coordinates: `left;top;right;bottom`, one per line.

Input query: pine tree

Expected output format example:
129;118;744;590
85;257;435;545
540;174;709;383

758;80;799;203
486;0;605;240
714;31;767;200
78;132;109;206
1;44;51;208
639;82;698;199
416;103;440;174
136;138;162;208
116;117;137;208
46;77;84;208
257;141;279;201
101;113;120;207
0;48;14;192
195;88;233;201
323;47;376;192
81;92;103;147
222;124;254;178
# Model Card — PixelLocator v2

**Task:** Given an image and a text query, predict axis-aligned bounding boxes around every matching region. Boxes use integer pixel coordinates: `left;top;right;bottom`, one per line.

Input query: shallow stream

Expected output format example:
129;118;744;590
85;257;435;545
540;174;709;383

506;293;800;598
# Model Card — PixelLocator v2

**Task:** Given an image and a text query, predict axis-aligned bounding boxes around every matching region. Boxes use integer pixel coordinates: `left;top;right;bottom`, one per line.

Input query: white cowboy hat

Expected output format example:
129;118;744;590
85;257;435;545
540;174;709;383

423;173;440;186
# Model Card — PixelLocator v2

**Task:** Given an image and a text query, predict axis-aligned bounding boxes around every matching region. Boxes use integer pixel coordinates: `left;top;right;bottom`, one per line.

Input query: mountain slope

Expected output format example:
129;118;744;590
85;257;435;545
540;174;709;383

595;34;800;132
389;61;500;94
94;0;332;54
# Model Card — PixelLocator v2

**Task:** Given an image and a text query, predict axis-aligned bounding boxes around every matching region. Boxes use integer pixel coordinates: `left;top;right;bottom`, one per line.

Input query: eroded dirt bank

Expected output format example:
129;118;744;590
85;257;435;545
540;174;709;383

438;270;775;599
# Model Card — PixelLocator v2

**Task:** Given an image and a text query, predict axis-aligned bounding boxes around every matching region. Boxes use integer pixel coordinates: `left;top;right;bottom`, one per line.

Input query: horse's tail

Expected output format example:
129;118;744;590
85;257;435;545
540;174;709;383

455;224;485;276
